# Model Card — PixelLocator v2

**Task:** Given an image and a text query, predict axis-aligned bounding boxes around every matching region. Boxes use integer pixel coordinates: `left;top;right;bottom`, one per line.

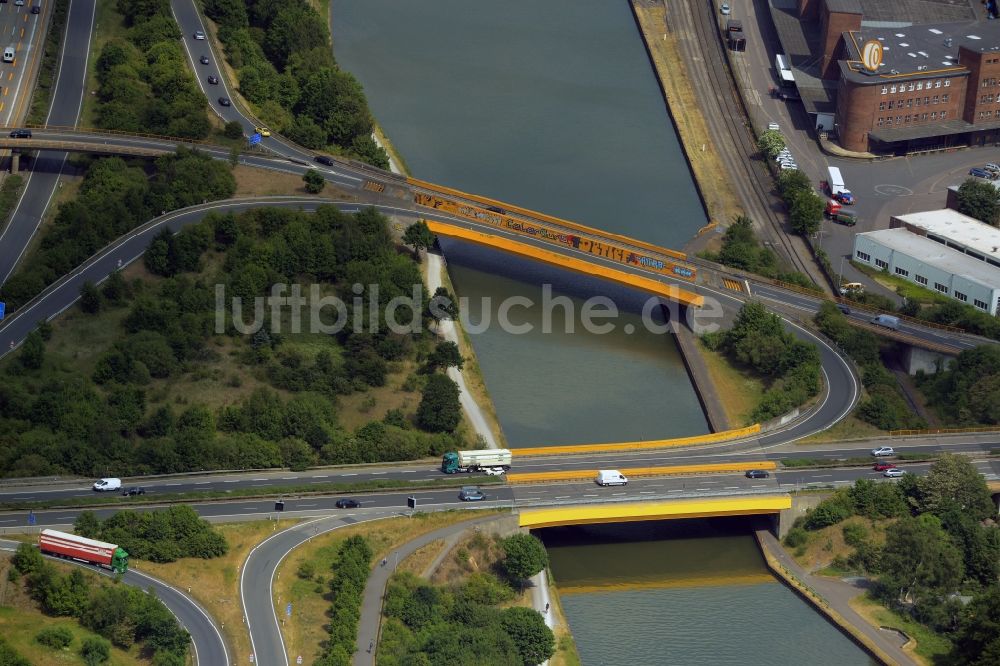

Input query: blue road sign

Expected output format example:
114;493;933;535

0;302;5;320
249;133;262;146
27;511;35;526
286;603;292;617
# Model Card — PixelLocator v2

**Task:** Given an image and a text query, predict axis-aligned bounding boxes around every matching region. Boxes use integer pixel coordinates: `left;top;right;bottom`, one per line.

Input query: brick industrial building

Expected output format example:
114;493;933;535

770;0;1000;153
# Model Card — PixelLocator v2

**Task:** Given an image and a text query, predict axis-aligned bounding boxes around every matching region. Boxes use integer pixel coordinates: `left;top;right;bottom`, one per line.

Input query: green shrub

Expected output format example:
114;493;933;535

81;636;110;665
783;527;808;548
803;493;854;530
842;522;868;548
35;626;74;649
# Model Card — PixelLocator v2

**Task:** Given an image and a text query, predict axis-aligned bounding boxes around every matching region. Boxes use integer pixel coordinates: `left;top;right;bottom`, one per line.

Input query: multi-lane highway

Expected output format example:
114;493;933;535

0;0;46;126
0;0;94;284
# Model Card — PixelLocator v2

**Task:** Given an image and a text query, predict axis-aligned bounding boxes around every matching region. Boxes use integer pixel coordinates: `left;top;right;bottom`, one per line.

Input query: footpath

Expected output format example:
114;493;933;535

755;529;915;666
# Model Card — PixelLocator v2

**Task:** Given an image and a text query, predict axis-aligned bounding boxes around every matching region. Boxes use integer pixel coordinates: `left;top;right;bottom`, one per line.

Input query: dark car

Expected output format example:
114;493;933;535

744;469;770;479
335;498;361;509
9;129;31;138
314;155;335;166
218;97;231;107
207;75;219;85
458;486;485;501
872;462;896;472
836;304;851;315
970;167;991;179
199;55;210;65
31;4;39;13
122;487;145;496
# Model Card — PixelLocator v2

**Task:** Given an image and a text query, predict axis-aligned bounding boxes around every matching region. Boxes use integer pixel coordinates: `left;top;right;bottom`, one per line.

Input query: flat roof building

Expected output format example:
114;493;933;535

853;228;1000;314
889;209;1000;268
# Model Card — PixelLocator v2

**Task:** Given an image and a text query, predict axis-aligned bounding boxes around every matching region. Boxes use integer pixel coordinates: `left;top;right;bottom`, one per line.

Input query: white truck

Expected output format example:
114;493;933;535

441;449;512;474
826;166;854;203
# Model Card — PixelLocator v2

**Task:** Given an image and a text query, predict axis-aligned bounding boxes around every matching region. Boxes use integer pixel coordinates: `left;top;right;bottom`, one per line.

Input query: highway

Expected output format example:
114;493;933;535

0;0;94;285
0;0;45;126
0;537;229;666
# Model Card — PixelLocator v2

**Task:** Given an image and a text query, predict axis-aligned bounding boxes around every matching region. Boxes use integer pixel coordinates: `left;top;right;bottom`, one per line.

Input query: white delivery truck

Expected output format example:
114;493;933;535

871;314;901;331
441;449;512;474
595;470;629;486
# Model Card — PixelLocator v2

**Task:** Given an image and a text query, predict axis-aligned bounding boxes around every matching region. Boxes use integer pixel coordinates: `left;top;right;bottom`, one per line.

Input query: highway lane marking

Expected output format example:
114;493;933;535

813;474;833;478
611;492;626;496
342;473;357;476
639;491;655;494
314;475;329;478
401;470;416;473
194;481;210;485
0;519;14;524
251;478;269;481
371;472;386;475
555;496;570;499
164;483;181;486
583;494;598;497
224;480;238;483
668;489;684;492
724;486;740;489
298;504;317;507
280;477;296;480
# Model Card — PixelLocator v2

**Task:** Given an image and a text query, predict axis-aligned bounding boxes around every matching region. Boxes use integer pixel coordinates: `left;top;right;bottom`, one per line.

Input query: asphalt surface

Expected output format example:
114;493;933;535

0;0;46;126
0;537;229;666
0;0;94;284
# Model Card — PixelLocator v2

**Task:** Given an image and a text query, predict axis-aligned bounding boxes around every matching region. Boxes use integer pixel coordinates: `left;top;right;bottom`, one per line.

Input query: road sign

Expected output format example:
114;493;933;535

286;603;292;617
0;302;5;320
249;133;262;146
27;511;35;526
249;655;254;663
407;496;416;509
297;657;303;664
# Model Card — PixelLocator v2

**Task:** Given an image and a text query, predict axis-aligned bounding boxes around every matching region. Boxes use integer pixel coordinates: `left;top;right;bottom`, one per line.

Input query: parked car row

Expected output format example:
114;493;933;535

774;147;798;171
970;163;1000;180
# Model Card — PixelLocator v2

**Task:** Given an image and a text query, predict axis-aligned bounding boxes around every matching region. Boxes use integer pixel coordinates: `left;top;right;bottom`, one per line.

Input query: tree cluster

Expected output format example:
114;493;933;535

315;536;372;666
97;0;209;138
702;302;821;421
73;506;228;563
0;637;30;666
956;178;1000;226
0;206;470;478
380;569;554;666
203;0;389;168
785;455;1000;661
0;150;234;308
11;543;189;664
756;129;786;161
699;215;817;289
814;302;924;430
777;169;824;236
918;344;1000;425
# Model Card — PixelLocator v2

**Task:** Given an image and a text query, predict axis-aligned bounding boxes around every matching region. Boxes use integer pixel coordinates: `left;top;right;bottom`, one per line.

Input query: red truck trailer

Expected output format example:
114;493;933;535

38;529;129;573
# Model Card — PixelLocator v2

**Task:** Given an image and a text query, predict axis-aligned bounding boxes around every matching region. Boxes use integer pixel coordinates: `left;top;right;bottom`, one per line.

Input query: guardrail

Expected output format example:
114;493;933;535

888;425;1000;437
10;124;213;144
506;460;777;484
513;424;762;457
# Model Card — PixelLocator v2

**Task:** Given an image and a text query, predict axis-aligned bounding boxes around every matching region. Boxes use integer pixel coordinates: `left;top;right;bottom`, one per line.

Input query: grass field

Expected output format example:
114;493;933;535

798;414;885;444
695;342;764;427
849;593;952;665
79;0;129;129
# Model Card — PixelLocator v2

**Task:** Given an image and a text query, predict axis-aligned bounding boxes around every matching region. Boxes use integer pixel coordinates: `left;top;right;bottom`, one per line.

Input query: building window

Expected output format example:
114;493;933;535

877;117;884;127
935;80;941;88
974;298;988;310
931;111;938;120
924;96;930;105
897;115;903;124
895;267;909;277
881;86;888;94
906;82;914;91
942;94;949;102
934;282;949;294
889;100;895;110
917;82;924;91
921;113;928;120
887;116;893;125
905;114;912;122
984;79;991;88
915;97;922;107
879;101;886;110
933;95;939;104
876;258;889;269
915;274;928;285
941;110;947;119
907;98;913;108
856;250;871;262
955;291;968;302
890;84;897;93
944;79;950;87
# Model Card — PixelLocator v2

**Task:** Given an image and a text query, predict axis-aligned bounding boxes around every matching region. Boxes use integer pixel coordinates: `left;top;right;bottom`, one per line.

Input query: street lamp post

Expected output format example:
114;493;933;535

838;255;846;289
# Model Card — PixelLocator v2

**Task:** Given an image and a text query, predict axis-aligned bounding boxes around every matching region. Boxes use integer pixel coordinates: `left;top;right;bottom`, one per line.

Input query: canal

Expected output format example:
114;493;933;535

540;519;874;665
332;0;711;446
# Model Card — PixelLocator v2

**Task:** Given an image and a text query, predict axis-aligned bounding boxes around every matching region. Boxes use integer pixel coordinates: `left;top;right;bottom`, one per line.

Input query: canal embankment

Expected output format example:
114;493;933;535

755;528;914;666
669;319;730;432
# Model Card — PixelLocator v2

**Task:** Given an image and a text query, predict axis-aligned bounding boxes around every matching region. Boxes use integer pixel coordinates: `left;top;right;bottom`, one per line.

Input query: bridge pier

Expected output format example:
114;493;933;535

777;494;827;538
902;345;951;375
9;152;19;175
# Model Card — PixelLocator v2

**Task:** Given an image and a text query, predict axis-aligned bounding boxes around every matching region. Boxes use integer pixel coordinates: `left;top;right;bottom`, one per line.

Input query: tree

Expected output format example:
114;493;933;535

0;638;31;666
756;129;785;160
788;189;823;235
402;220;435;258
80;281;103;314
913;453;994;521
428;286;458;320
416;374;461;432
501;533;548;583
879;515;964;606
956;178;1000;226
12;542;43;574
499;606;556;666
75;511;101;539
101;270;128;304
953;587;1000;665
223;120;243;140
426;341;464;371
302;169;325;194
19;329;45;370
80;636;111;666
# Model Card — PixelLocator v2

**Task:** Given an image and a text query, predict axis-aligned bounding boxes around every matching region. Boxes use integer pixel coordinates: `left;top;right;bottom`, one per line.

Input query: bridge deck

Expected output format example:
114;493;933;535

518;495;792;528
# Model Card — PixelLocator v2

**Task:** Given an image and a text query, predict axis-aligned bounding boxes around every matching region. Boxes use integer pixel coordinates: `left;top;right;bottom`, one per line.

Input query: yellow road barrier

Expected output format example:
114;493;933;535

513;424;761;457
506;460;776;485
518;495;791;528
427;221;703;307
558;572;776;595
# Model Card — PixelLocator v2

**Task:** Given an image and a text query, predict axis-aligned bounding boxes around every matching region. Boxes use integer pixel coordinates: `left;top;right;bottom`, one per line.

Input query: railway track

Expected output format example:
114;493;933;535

665;0;822;286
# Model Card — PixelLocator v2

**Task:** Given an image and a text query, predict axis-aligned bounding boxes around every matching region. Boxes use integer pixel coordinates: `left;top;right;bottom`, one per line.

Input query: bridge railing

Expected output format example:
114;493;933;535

889;425;1000;437
9;124;213;145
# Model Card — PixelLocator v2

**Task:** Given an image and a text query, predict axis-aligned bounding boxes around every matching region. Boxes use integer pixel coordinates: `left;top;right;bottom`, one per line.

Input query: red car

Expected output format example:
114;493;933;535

873;462;896;472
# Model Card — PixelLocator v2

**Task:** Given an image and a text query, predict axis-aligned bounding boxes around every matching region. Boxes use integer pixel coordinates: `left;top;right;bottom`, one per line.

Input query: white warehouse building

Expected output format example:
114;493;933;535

853;229;1000;316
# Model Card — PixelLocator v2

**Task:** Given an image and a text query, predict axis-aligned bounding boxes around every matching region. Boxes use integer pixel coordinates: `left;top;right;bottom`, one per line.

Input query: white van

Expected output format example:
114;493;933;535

92;477;122;492
2;46;14;63
595;470;628;487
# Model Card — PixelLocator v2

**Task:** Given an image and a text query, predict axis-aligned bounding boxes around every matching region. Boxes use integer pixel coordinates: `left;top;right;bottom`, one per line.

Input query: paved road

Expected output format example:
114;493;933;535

0;0;95;284
0;537;229;666
0;0;47;126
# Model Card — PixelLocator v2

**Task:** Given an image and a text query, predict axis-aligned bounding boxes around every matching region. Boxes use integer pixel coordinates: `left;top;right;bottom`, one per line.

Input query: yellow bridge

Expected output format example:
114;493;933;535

518;495;792;528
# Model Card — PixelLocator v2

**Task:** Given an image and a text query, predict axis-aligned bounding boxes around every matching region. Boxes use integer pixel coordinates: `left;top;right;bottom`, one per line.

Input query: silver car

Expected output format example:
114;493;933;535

871;446;895;457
